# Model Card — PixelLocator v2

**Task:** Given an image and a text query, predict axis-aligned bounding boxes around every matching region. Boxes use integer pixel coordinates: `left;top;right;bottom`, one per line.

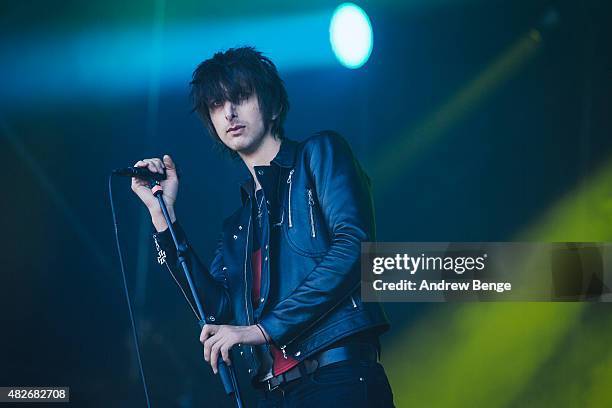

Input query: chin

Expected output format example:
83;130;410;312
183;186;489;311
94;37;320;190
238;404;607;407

236;138;260;153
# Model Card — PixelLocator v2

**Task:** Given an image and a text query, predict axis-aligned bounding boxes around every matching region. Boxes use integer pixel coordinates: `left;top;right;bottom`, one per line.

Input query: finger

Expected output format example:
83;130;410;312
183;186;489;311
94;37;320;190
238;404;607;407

200;324;217;343
221;344;231;366
134;160;147;168
131;178;147;190
151;158;164;174
210;341;222;374
142;159;160;174
163;155;178;178
203;333;221;362
203;338;210;362
163;154;175;170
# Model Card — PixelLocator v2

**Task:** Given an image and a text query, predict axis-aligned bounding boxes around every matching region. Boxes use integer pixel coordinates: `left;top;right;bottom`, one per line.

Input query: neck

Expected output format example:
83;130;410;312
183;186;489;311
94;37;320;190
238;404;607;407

238;132;282;190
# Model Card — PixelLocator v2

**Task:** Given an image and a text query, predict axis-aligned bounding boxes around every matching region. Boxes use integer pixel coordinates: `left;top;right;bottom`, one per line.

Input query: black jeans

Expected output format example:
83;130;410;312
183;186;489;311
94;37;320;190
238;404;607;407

256;360;395;408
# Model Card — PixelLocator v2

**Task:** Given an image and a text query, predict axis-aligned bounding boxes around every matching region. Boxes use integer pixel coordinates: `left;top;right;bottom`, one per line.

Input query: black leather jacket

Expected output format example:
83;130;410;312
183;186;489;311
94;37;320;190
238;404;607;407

153;131;389;379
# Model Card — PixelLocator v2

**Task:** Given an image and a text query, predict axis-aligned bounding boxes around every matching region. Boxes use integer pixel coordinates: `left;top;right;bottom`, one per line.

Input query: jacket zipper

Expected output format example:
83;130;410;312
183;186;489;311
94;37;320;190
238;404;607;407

350;295;357;308
242;211;255;366
287;169;294;228
243;212;252;326
307;188;316;238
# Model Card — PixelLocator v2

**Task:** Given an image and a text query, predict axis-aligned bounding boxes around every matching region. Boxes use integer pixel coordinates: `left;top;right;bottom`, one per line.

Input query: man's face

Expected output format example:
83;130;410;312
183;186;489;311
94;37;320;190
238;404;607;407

209;93;268;155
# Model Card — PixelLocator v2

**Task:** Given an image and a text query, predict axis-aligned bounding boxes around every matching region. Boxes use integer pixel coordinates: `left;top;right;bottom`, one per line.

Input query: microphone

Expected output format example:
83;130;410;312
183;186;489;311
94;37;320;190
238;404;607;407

113;166;167;181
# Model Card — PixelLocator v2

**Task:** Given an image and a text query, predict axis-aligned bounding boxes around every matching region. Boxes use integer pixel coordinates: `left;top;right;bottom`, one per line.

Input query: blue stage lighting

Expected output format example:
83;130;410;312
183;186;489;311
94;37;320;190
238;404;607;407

329;3;373;69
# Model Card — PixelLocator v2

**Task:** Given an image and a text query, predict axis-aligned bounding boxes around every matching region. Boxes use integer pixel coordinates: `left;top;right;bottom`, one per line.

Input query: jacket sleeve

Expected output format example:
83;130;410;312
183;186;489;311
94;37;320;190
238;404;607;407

153;221;232;324
259;131;375;347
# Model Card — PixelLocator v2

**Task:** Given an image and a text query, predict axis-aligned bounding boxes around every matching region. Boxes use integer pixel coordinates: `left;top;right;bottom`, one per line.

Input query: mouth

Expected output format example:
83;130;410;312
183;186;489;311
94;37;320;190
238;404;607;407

227;125;245;134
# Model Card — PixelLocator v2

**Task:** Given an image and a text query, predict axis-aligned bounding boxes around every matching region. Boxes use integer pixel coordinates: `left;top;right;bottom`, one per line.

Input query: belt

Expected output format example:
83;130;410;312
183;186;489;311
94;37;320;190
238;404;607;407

261;343;378;392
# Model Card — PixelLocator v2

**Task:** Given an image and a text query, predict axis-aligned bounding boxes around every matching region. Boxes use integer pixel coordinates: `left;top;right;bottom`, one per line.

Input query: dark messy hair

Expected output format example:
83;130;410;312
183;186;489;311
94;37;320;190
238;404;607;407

190;46;289;155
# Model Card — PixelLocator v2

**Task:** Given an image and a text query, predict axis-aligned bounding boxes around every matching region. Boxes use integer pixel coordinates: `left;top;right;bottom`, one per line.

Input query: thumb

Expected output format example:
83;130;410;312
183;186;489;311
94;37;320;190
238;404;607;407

163;154;177;176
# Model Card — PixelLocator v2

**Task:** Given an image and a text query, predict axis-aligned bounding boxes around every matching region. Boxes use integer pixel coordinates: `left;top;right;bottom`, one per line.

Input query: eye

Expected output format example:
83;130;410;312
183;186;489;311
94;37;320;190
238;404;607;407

210;100;223;108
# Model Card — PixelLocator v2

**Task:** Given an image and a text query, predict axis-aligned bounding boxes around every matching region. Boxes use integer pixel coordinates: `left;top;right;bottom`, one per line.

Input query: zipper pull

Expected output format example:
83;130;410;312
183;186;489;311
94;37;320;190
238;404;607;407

280;345;288;359
307;189;316;238
286;169;294;228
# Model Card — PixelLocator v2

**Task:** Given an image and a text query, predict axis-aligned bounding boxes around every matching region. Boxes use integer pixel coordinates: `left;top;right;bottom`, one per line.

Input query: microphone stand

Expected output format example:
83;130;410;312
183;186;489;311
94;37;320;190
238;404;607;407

150;181;244;408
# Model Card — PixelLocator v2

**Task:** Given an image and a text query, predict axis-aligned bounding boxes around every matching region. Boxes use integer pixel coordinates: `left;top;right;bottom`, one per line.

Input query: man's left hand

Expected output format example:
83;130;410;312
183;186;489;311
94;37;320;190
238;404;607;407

199;324;268;374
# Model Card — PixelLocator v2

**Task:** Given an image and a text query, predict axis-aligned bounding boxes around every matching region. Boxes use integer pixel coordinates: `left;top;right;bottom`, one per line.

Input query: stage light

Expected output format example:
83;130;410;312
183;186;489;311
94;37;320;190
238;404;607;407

0;12;336;111
329;3;373;69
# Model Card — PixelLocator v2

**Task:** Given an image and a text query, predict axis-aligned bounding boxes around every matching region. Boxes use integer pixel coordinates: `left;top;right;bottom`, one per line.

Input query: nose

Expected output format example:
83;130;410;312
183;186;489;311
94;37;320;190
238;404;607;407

224;101;237;121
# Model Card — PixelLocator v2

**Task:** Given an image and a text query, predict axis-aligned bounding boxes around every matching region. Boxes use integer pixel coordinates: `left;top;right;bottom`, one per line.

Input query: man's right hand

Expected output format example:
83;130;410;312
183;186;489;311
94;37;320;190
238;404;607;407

131;154;179;231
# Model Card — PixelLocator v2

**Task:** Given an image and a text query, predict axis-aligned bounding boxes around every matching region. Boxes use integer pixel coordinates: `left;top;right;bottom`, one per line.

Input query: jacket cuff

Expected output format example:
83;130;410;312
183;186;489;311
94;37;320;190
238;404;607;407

152;220;187;265
257;315;287;349
153;220;185;247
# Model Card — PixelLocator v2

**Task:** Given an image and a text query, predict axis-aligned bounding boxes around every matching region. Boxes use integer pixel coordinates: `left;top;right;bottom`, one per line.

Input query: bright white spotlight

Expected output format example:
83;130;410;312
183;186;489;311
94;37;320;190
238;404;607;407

329;3;373;69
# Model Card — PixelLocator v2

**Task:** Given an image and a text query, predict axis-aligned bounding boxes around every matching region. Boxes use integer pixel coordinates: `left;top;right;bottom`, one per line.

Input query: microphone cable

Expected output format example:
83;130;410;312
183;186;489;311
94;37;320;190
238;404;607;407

108;174;152;408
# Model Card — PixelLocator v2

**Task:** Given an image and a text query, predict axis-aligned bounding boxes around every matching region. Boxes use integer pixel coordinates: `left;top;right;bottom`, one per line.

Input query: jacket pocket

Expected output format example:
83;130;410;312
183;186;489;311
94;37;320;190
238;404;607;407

285;187;330;255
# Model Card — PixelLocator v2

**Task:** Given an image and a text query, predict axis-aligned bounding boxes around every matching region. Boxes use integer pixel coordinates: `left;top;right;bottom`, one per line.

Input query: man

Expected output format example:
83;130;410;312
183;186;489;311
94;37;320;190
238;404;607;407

131;46;394;407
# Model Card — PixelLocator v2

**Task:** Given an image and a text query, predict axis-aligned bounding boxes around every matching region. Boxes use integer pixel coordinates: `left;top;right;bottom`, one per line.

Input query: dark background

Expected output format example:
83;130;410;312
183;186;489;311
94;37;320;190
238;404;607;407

2;0;611;406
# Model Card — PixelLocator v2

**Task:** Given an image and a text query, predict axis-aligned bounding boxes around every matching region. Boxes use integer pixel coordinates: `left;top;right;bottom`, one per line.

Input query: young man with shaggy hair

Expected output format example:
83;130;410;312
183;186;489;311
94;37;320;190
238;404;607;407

131;46;394;407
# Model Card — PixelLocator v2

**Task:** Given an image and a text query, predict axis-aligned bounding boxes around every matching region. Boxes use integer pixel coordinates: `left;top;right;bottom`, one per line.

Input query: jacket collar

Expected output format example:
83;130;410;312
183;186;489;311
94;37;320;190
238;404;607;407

271;137;298;168
238;137;298;203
